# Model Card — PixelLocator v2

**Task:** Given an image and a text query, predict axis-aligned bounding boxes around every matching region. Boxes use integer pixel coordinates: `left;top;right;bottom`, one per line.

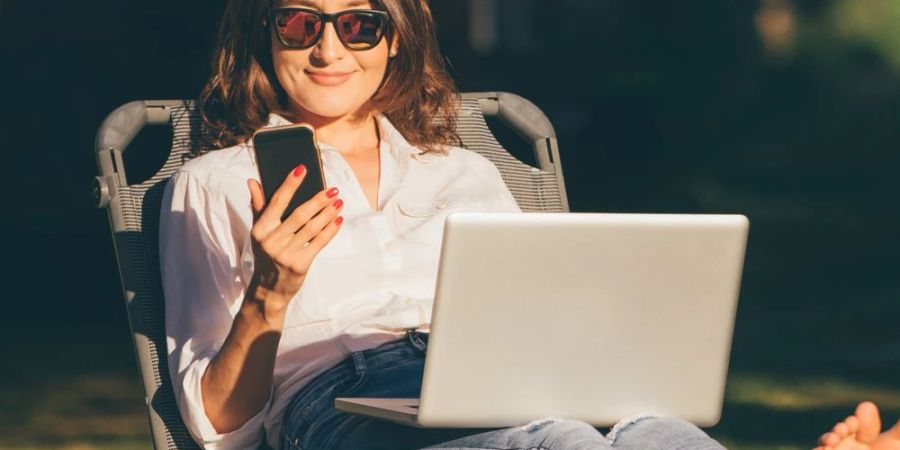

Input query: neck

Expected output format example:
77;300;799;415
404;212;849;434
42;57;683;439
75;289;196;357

283;106;380;155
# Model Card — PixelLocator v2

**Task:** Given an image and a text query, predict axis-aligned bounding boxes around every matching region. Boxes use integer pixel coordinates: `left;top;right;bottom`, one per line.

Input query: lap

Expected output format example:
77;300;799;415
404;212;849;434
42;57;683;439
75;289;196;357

608;416;726;450
280;333;724;450
281;334;449;449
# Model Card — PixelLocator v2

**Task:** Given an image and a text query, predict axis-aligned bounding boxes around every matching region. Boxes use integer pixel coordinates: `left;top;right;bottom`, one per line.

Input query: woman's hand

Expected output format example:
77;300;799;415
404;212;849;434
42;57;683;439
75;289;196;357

245;164;344;315
200;164;341;433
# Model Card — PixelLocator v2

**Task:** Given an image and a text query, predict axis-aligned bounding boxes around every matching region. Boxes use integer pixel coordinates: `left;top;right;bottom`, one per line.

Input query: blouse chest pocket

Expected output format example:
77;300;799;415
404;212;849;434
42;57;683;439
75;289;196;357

397;199;456;218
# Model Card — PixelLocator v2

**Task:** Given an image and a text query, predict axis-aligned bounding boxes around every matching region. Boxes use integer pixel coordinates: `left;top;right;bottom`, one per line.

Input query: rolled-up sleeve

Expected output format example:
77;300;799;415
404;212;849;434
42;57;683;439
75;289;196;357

159;170;269;449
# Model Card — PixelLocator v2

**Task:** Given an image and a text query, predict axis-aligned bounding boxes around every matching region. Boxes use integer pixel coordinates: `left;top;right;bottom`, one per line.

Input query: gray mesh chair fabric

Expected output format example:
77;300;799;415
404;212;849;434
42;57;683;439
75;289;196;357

94;92;568;450
455;94;567;212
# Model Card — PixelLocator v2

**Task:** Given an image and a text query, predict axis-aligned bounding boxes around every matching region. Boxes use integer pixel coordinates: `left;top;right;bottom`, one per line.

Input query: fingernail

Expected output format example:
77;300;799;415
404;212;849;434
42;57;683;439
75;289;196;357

333;199;344;209
326;187;339;198
293;164;306;177
335;216;344;226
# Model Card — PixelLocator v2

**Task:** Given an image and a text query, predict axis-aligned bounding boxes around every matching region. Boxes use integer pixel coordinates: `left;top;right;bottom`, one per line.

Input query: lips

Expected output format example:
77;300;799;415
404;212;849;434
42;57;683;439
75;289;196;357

306;70;354;86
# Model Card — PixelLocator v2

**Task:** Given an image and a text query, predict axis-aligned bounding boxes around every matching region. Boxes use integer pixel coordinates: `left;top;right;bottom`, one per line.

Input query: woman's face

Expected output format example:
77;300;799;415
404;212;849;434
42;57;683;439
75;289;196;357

271;0;395;121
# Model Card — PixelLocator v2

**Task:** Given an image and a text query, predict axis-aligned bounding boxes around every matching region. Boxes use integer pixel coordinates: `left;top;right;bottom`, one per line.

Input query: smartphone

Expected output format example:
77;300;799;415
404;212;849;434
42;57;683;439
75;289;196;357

252;123;326;222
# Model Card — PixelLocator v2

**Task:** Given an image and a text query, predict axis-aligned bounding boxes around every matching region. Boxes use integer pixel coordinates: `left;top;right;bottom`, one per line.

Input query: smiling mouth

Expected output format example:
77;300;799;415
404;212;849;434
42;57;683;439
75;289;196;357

306;70;353;86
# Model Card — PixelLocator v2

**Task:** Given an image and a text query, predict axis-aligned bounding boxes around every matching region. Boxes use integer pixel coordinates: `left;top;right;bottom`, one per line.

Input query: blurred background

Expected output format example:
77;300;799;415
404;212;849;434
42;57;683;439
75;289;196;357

1;0;899;448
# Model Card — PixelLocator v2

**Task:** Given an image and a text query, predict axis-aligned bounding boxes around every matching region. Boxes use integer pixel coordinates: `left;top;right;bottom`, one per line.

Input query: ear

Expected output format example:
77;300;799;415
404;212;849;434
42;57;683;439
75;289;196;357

388;34;399;58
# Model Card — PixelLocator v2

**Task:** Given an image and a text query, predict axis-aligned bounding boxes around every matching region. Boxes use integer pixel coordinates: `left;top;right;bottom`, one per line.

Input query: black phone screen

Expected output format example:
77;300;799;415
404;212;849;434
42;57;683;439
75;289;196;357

252;124;326;222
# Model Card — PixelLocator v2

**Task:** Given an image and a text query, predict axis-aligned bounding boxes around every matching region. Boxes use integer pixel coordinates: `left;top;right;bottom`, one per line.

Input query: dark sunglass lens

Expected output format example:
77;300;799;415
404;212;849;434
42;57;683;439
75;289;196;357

336;12;384;49
276;10;322;48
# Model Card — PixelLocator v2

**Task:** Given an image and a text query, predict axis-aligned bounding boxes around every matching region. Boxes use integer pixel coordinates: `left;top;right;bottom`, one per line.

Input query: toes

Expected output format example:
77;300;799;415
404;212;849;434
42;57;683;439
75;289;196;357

822;432;841;447
834;437;862;450
833;422;850;438
855;401;882;443
844;415;859;435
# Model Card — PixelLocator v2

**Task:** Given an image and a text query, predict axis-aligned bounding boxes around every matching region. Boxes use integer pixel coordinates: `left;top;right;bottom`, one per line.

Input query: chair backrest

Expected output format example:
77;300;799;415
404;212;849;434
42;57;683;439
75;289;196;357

93;92;568;450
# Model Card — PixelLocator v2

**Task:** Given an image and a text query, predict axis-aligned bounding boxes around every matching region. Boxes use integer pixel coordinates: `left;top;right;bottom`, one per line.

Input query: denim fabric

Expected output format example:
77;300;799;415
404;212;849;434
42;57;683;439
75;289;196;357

281;331;726;450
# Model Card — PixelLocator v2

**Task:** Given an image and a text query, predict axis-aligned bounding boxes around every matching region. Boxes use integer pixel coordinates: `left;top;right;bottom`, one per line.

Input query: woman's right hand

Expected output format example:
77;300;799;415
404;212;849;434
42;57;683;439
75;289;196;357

245;164;344;315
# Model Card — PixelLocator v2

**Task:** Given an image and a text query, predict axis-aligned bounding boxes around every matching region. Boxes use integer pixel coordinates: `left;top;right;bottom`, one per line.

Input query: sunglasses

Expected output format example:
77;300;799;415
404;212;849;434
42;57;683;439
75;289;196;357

270;8;392;50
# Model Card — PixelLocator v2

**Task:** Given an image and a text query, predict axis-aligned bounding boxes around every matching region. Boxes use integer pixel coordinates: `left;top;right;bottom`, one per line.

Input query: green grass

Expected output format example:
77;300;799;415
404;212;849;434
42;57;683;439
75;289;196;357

3;369;900;449
726;374;900;411
0;321;152;450
3;320;899;449
710;374;900;449
0;373;150;449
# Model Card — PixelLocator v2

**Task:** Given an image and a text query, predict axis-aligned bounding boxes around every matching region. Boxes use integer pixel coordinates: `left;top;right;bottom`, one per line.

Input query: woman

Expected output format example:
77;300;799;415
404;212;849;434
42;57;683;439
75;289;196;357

160;0;727;448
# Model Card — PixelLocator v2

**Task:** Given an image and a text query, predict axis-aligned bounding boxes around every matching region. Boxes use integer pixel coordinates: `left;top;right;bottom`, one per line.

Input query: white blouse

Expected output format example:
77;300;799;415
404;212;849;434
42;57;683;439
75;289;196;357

159;113;521;450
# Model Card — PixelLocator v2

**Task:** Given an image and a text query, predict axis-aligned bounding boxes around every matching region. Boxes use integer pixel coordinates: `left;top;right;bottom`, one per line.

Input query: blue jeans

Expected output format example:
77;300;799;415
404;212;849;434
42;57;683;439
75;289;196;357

281;331;726;450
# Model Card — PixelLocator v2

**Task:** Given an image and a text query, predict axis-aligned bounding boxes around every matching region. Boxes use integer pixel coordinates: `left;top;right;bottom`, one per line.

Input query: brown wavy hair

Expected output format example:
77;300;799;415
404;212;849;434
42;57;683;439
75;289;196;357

198;0;460;153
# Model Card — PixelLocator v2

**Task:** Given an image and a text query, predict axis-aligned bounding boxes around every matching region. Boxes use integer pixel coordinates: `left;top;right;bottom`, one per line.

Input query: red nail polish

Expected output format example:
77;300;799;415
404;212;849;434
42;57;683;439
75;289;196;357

326;187;339;198
335;216;344;226
293;164;306;177
333;199;344;209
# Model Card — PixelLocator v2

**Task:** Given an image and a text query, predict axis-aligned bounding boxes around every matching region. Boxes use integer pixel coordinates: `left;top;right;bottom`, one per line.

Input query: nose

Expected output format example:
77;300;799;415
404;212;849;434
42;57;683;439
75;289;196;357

312;21;346;64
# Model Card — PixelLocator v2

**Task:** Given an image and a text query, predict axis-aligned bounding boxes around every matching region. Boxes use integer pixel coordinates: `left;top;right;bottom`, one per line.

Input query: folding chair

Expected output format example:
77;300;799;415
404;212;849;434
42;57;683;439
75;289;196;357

93;92;569;449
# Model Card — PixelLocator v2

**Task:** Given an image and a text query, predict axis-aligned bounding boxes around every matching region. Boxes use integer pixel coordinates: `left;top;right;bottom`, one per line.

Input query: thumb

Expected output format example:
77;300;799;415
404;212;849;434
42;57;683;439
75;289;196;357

248;179;266;217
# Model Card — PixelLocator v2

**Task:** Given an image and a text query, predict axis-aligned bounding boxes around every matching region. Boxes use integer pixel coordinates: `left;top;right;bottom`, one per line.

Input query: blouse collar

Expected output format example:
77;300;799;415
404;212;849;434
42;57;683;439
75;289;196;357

263;113;418;160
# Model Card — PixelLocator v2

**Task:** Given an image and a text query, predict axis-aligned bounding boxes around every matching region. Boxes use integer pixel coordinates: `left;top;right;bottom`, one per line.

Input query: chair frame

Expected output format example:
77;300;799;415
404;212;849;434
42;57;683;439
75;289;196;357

93;92;568;449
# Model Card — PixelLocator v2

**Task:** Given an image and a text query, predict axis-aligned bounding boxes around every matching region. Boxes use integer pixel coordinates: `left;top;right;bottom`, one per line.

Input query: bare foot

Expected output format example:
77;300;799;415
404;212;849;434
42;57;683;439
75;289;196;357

815;402;900;450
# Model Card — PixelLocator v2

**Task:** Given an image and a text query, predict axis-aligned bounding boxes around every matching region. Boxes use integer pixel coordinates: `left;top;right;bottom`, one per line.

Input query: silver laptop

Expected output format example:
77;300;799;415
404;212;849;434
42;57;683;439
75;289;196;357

336;212;749;428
